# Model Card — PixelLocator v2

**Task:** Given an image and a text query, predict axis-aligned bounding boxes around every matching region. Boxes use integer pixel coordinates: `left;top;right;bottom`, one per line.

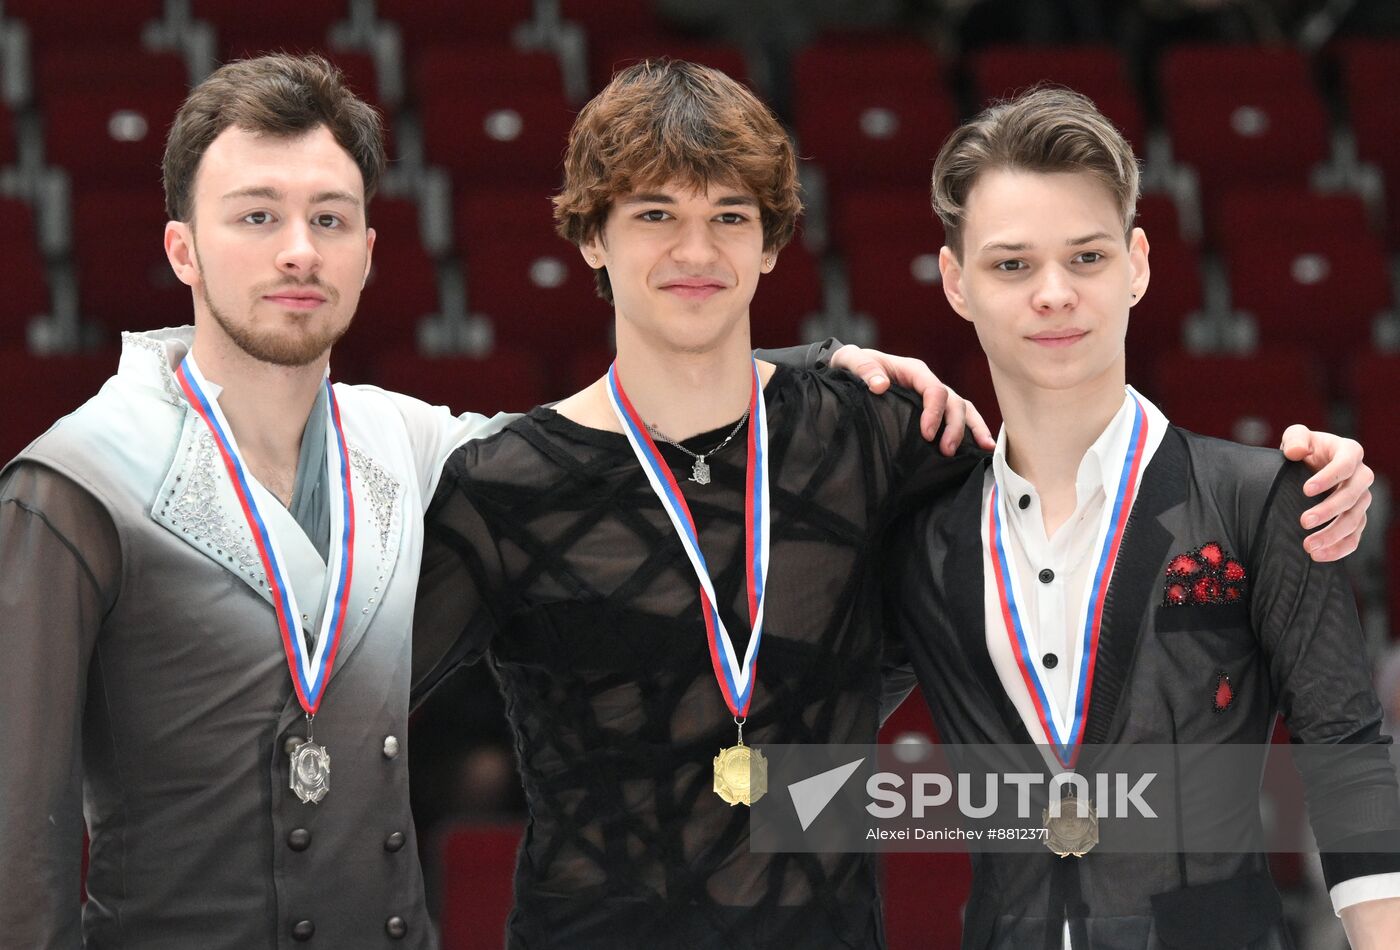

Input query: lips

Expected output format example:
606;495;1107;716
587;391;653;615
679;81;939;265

1028;329;1088;347
659;277;727;300
263;290;327;311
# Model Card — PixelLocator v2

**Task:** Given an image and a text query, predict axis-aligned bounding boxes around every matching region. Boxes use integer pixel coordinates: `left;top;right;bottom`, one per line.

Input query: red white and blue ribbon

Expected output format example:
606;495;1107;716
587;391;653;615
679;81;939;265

176;356;356;716
606;360;770;717
988;394;1148;768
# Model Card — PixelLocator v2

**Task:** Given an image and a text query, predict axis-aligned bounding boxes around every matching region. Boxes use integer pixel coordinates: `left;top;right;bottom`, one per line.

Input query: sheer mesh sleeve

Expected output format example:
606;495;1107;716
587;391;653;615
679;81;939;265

415;367;976;948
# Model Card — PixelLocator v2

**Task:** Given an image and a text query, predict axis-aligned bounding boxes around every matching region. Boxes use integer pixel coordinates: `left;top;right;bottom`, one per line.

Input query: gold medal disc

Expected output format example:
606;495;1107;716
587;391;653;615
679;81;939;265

713;743;768;806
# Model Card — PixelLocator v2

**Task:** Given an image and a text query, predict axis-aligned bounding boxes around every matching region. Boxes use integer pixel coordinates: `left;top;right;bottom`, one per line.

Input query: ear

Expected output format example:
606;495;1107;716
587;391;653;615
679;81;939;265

580;231;605;270
1127;226;1150;307
164;220;200;289
939;246;974;323
363;226;376;288
760;249;777;274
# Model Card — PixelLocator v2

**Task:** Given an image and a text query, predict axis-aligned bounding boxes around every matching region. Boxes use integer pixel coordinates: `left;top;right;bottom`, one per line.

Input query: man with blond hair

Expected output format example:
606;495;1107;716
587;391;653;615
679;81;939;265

886;86;1400;949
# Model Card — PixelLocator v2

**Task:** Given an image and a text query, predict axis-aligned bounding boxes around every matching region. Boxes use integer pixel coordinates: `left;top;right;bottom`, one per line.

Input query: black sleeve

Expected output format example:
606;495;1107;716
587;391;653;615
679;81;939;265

410;452;510;708
0;462;120;950
1250;461;1400;888
754;338;842;371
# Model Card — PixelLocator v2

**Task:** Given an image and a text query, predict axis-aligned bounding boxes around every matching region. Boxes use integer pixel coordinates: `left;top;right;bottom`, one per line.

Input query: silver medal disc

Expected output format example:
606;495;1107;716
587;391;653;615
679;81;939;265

289;741;331;804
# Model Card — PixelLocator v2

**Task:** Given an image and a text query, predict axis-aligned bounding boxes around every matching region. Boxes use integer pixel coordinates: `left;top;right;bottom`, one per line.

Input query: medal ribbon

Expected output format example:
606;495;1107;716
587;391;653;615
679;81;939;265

176;357;356;716
606;360;770;717
988;395;1148;768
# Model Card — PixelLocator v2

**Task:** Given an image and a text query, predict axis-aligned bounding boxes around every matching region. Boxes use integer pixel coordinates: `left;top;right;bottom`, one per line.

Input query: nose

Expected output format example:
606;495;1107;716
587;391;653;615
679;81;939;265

1031;263;1077;314
275;219;322;277
669;216;720;267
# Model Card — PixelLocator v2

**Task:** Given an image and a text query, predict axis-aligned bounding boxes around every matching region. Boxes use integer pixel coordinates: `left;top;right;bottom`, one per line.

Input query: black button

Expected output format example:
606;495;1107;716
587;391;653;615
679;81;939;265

384;831;405;853
386;916;407;939
1018;494;1031;510
287;828;311;852
1043;653;1059;669
292;920;315;941
284;736;304;756
1038;568;1055;584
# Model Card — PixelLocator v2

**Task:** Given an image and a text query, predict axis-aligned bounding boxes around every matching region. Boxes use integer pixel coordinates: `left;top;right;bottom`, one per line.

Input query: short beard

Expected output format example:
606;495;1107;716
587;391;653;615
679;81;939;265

193;242;350;368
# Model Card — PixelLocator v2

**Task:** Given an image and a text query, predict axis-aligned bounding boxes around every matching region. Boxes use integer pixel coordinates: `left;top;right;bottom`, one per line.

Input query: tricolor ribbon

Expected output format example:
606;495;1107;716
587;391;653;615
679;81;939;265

176;356;356;716
606;360;770;717
989;395;1148;768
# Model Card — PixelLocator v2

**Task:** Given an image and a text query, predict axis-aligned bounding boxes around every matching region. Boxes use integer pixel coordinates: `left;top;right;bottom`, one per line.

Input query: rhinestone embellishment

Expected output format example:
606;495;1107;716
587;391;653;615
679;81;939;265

168;428;262;582
123;332;185;407
349;445;399;553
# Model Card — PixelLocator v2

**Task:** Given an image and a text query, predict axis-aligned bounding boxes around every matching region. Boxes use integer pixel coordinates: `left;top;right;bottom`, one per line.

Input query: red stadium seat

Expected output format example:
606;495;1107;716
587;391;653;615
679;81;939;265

32;46;187;101
968;45;1146;151
45;87;185;190
0;350;118;463
1349;351;1400;483
844;240;980;370
420;78;572;188
191;0;346;59
1336;40;1400;248
370;346;549;414
1128;238;1202;375
1225;234;1390;367
1135;193;1186;244
881;853;971;949
590;39;749;91
0;199;51;346
71;188;189;336
560;0;664;49
417;46;563;103
565;343;616;393
1152;348;1328;447
832;187;943;254
952;351;1001;434
337;197;440;373
1160;46;1329;204
456;188;562;259
3;0;162;45
435;822;524;950
750;242;824;348
465;238;611;358
793;40;956;202
1213;187;1373;251
376;0;534;52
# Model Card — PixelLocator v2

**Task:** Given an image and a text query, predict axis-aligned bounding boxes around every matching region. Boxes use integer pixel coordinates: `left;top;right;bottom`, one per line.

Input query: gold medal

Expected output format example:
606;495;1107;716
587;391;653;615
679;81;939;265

1042;791;1098;857
714;740;768;806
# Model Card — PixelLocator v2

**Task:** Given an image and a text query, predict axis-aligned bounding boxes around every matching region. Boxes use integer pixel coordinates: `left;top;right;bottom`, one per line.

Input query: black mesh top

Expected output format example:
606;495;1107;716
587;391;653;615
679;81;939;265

412;366;979;949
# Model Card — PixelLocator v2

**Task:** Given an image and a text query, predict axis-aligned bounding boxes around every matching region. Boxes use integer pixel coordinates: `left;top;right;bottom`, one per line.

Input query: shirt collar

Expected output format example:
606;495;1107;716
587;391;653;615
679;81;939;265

991;385;1166;509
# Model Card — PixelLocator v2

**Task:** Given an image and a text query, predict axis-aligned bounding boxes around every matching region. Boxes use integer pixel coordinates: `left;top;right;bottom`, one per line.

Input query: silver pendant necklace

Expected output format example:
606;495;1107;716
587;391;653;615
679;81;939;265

645;407;751;485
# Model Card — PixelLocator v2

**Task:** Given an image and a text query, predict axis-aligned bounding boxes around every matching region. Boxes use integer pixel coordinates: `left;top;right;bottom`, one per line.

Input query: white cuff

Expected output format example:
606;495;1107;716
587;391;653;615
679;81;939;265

1329;872;1400;916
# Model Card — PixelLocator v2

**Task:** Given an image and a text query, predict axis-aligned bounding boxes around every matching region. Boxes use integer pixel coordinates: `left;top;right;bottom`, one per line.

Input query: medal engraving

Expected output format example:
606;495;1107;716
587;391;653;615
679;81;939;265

1042;792;1097;857
713;743;767;806
691;458;711;485
289;741;331;804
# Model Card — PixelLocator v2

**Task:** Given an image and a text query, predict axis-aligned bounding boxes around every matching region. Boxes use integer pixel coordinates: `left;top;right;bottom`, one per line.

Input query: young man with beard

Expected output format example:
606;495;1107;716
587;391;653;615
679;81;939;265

885;87;1400;949
0;53;990;949
411;62;1377;948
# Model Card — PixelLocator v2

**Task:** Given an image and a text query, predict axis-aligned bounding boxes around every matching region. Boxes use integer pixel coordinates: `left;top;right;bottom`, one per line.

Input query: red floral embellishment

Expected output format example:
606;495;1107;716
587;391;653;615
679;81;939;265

1167;554;1202;577
1162;542;1248;607
1213;671;1235;713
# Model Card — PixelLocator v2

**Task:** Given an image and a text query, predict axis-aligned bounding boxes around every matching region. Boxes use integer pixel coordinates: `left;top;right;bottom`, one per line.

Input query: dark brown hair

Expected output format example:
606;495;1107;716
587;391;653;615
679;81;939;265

553;58;802;303
162;53;385;222
931;86;1139;260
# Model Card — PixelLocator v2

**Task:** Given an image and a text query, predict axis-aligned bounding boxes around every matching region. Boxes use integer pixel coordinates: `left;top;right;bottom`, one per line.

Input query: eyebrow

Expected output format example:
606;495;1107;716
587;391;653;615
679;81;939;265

619;193;758;208
220;186;360;207
979;232;1116;253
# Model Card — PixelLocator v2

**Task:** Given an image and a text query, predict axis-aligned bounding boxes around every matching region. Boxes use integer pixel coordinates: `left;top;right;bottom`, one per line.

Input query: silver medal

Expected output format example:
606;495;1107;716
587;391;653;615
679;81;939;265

289;740;331;804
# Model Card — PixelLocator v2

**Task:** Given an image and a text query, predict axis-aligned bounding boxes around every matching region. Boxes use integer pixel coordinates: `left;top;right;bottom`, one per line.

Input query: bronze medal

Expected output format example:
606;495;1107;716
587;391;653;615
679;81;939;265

1042;791;1098;857
713;740;768;807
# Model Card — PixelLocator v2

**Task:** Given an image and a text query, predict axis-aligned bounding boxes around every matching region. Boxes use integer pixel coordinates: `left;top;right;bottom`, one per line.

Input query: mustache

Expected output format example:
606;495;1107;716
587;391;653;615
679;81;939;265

252;277;339;302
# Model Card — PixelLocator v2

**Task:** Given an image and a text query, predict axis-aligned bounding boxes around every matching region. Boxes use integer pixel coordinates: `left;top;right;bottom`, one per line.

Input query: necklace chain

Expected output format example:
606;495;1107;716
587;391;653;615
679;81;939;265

645;407;751;484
